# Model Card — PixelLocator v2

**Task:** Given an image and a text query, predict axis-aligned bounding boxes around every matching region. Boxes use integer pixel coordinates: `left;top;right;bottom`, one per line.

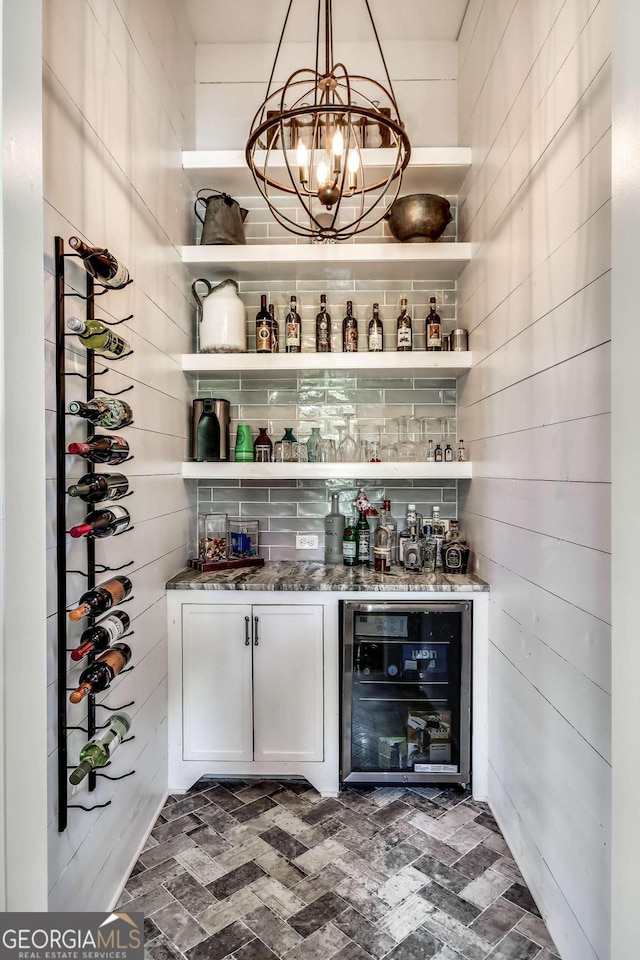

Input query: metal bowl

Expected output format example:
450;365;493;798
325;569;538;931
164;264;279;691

385;194;453;243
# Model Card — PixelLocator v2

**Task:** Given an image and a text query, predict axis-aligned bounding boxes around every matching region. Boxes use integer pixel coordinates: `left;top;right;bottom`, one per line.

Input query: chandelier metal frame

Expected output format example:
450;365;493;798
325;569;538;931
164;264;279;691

245;0;411;241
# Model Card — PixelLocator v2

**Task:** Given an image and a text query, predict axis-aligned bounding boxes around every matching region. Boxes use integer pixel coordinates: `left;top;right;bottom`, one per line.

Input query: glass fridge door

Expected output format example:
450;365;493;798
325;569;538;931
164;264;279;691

341;601;471;785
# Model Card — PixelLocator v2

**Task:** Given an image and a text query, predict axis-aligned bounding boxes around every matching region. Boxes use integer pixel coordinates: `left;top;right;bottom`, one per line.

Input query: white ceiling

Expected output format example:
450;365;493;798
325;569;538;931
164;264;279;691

185;0;470;44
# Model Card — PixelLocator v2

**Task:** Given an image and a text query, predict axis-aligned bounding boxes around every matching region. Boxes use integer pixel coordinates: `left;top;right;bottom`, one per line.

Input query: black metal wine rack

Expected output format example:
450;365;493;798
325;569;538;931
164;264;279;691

55;236;137;832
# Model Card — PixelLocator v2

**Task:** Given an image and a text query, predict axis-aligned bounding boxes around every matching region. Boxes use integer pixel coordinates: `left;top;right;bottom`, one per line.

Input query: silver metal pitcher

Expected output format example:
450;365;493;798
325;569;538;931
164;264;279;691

195;189;248;245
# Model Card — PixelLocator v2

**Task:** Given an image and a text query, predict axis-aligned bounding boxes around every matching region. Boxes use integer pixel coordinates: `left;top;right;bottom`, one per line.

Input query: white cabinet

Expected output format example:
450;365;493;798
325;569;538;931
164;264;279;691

181;603;323;764
253;605;324;763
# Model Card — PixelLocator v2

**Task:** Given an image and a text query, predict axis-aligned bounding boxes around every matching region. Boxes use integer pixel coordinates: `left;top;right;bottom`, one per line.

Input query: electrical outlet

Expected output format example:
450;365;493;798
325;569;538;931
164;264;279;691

296;534;319;549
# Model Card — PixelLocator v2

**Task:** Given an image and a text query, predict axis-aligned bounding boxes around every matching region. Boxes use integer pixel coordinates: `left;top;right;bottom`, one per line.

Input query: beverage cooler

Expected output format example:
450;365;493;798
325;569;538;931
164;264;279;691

340;601;472;787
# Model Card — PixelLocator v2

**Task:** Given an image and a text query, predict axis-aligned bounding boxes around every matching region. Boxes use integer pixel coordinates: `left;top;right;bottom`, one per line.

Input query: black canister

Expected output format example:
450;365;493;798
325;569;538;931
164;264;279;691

191;398;230;461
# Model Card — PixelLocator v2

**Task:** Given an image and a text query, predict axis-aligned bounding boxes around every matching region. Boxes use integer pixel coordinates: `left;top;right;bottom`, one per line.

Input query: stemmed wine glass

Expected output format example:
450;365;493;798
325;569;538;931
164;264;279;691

338;415;359;462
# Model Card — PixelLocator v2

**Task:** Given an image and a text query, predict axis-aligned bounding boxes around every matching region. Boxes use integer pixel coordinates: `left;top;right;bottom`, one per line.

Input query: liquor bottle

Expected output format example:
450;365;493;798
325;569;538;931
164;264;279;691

66;317;131;359
383;499;398;565
342;301;358;352
426;439;435;462
253;426;272;463
373;506;391;573
426;297;442;351
268;303;279;353
396;298;412;352
342;515;358;567
398;503;418;565
67;473;129;503
356;510;371;566
285;296;302;353
68;435;130;464
68;398;133;430
255;295;273;354
444;444;453;462
434;443;443;462
315;294;332;352
429;506;447;570
457;439;466;462
69;506;131;539
368;303;383;352
69;713;131;784
68;236;130;289
68;576;132;622
70;611;131;662
69;642;132;703
324;494;345;563
441;519;470;574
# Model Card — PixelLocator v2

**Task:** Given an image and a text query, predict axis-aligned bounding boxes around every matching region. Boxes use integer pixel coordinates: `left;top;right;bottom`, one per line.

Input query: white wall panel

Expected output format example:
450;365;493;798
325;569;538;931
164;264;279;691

43;0;195;913
458;0;611;956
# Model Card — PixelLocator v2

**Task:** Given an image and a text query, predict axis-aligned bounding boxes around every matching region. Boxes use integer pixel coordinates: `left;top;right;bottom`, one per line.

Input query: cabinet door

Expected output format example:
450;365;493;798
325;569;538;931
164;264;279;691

182;604;253;761
252;605;324;762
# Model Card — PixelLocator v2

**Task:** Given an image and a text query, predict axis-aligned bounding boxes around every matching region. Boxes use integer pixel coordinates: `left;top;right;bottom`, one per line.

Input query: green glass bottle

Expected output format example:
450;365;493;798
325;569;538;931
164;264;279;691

69;713;131;785
66;316;130;358
356;510;371;566
342;515;358;567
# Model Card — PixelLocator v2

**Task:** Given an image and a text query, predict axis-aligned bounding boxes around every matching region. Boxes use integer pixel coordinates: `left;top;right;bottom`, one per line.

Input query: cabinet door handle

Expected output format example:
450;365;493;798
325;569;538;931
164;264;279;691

244;616;250;646
254;616;259;646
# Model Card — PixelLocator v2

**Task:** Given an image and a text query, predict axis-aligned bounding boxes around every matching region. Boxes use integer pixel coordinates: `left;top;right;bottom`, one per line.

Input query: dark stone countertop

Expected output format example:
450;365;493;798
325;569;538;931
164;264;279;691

166;562;489;592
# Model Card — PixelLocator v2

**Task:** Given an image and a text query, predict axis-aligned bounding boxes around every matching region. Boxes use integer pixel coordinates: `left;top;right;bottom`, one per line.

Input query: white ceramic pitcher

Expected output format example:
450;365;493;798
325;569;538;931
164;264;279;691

192;278;247;354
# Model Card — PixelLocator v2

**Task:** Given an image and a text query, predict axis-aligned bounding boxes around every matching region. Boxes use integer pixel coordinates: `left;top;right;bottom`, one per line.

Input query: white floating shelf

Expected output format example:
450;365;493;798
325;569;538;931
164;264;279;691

181;242;472;282
182;147;472;196
182;351;472;380
182;462;472;481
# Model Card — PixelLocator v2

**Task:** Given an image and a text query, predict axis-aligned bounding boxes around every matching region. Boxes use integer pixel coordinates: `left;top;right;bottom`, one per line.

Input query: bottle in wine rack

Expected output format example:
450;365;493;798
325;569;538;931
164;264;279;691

68;236;130;289
69;643;132;703
68;576;132;622
68;398;133;430
69;506;131;539
66;317;131;358
68;436;130;464
285;296;302;353
67;473;129;503
69;713;131;784
70;611;131;662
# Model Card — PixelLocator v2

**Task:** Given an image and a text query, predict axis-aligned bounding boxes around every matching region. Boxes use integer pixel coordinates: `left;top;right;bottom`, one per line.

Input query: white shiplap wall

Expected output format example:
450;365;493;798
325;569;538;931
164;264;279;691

457;2;611;959
43;0;195;909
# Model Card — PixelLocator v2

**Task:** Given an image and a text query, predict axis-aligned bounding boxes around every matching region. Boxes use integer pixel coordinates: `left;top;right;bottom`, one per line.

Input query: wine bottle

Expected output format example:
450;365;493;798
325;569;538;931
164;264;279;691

69;642;132;703
268;303;279;353
69;506;131;539
342;515;358;567
66;317;130;359
68;236;130;289
68;576;132;622
68;435;130;464
368;303;383;352
315;294;332;353
68;398;133;430
342;301;358;352
285;296;302;353
426;297;442;351
69;713;131;784
70;611;131;662
356;510;371;566
396;298;412;351
373;505;391;573
67;472;129;503
255;295;273;353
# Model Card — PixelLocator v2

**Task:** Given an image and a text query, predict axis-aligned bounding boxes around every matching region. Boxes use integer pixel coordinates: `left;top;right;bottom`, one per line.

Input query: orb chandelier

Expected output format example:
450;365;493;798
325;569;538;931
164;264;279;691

245;0;411;242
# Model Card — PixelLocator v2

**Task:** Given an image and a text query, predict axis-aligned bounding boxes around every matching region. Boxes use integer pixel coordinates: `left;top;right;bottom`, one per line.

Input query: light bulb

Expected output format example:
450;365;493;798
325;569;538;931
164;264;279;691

317;159;329;185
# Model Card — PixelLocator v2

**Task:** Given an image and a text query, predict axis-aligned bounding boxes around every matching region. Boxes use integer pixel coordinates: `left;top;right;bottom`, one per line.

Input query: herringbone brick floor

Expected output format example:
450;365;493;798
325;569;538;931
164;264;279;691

119;779;559;960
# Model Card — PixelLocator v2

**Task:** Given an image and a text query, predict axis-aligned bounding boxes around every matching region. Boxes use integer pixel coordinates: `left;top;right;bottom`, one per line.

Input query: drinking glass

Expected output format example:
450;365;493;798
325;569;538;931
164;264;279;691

394;416;416;461
338;415;359;463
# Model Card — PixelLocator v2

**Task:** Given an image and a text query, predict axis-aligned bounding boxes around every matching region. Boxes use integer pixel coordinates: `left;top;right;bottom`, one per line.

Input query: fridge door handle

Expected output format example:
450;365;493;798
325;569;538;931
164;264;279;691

254;615;259;646
244;616;250;646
